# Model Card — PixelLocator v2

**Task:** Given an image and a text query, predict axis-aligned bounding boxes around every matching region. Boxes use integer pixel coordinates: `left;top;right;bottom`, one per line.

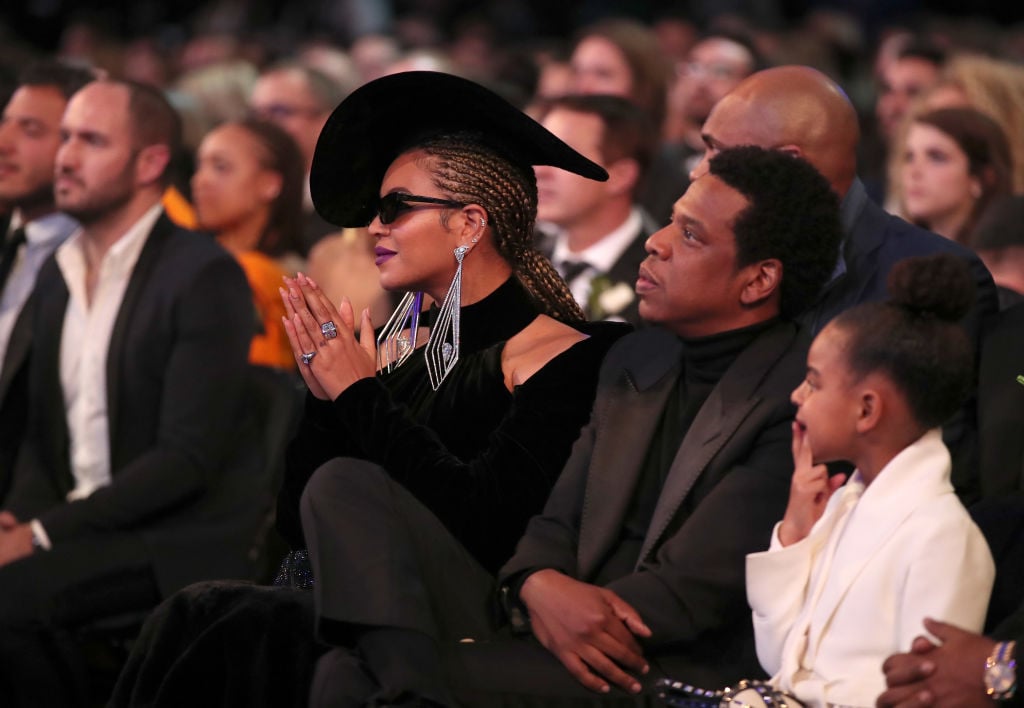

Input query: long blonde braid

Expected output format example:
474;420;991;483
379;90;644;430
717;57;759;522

419;133;586;324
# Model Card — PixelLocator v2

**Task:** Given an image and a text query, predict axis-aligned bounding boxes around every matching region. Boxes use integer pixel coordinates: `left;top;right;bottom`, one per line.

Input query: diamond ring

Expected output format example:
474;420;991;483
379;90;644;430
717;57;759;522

300;351;316;365
321;321;338;340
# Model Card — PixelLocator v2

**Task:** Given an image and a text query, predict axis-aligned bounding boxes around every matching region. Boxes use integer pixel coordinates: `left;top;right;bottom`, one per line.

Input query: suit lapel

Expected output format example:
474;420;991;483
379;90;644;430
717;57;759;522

577;332;682;579
105;214;171;457
638;323;797;564
33;262;72;490
0;302;32;401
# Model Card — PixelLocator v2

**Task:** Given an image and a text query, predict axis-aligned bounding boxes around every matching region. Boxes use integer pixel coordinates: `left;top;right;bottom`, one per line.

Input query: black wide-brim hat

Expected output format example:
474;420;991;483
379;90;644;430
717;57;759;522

310;71;609;227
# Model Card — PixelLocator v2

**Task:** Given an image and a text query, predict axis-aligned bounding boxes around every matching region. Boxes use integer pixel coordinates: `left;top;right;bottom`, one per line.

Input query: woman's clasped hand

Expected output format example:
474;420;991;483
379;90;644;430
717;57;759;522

281;272;377;400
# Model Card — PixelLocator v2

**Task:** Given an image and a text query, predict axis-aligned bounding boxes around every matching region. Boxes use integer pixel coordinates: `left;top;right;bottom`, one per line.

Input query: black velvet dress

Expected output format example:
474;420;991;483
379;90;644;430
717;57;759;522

111;278;629;708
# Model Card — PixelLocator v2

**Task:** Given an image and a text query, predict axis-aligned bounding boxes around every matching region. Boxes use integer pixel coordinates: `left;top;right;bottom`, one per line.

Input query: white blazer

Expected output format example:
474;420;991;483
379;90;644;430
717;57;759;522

746;429;995;707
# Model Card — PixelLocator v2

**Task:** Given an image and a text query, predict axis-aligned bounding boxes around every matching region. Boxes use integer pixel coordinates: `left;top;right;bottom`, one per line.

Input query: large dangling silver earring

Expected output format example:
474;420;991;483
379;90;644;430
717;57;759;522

425;245;467;390
376;291;424;373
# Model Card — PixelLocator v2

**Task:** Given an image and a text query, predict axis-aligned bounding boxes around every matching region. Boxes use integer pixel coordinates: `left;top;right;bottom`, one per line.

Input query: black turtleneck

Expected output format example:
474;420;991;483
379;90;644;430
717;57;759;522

592;317;779;585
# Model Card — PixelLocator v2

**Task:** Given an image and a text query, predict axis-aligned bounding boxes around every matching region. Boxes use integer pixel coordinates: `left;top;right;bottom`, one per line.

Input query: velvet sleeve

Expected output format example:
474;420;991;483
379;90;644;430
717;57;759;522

311;327;623;574
276;393;363;549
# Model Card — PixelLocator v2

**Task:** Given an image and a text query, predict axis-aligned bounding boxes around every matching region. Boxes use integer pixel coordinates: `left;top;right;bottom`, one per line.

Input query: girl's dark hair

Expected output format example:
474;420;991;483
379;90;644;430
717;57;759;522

236;117;305;258
418;132;585;324
831;253;975;428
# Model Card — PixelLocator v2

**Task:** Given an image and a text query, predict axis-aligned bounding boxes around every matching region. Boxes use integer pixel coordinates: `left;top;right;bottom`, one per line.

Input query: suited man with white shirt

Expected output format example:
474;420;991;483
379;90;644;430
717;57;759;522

534;94;658;327
0;79;258;706
0;60;95;496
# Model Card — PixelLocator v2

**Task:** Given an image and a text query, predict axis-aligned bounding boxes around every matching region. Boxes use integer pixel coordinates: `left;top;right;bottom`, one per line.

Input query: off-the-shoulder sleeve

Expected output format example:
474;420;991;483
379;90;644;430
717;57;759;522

279;325;626;573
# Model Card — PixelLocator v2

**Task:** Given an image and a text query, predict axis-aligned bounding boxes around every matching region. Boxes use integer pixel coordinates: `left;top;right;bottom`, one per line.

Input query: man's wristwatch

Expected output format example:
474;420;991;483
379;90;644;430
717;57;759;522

985;640;1017;701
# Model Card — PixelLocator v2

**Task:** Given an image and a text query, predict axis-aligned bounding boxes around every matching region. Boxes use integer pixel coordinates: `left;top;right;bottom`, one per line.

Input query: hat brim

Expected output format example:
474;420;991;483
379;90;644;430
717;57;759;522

310;71;609;227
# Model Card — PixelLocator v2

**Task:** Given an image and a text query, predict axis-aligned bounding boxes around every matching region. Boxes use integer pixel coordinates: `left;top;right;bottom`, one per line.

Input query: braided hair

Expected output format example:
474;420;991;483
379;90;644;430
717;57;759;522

418;132;586;324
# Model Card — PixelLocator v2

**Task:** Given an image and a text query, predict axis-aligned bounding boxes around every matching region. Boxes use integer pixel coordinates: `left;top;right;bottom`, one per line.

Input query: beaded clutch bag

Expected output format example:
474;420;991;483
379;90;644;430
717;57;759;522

656;678;805;708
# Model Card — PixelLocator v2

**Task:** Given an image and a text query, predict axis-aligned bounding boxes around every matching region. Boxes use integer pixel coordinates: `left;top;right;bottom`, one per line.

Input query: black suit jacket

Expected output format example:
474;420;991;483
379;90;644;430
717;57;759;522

500;320;808;686
803;180;998;335
5;213;263;596
0;299;32;497
977;302;1024;497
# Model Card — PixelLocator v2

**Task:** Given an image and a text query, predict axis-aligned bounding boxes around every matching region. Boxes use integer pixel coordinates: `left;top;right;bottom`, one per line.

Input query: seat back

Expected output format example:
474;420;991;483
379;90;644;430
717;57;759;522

244;365;306;583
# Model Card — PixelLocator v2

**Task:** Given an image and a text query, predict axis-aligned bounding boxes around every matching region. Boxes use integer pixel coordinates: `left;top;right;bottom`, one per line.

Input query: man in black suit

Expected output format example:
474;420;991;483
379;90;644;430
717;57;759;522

303;145;843;705
0;78;258;705
0;60;95;495
692;65;999;501
534;94;659;327
976;302;1024;498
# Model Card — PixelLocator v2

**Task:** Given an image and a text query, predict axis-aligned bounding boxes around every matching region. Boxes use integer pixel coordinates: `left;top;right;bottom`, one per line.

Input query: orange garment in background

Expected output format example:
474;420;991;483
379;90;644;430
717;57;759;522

236;250;295;370
162;186;198;229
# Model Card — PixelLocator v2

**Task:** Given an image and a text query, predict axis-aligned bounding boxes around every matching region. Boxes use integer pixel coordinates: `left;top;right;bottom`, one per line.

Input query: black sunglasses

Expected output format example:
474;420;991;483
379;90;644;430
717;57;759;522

375;193;466;225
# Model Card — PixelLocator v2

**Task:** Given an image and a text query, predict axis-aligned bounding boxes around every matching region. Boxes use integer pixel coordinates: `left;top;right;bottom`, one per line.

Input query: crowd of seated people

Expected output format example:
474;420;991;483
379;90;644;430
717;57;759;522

0;5;1022;706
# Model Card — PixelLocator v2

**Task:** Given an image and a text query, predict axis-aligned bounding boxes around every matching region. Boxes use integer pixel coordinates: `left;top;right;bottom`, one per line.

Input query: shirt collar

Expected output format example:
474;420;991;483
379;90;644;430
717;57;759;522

550;207;645;273
14;211;80;248
58;203;163;279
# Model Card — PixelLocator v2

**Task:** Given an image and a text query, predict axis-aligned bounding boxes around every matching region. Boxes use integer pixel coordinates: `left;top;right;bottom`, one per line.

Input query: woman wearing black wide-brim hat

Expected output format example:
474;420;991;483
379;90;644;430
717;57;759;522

111;71;629;707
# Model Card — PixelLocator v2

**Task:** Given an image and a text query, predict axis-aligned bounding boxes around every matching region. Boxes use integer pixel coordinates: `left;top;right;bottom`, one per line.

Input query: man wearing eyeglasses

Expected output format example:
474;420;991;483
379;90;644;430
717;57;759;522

250;62;354;255
644;30;762;224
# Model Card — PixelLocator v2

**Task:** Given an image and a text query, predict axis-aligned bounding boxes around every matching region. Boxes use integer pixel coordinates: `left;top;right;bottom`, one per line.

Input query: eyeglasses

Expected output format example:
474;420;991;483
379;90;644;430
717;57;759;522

250;103;324;122
677;61;743;82
376;193;466;225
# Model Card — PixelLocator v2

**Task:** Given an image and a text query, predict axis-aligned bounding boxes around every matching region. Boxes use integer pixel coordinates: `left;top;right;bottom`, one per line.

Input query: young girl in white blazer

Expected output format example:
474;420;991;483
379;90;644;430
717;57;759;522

746;253;995;707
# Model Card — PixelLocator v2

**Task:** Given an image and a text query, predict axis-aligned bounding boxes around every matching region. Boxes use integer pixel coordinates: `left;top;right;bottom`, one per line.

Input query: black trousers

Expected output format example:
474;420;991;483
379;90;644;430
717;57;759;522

301;458;665;707
0;532;159;707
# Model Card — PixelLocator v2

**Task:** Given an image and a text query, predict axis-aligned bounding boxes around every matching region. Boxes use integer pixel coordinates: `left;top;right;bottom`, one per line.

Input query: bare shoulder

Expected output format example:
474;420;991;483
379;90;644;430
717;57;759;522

501;314;588;390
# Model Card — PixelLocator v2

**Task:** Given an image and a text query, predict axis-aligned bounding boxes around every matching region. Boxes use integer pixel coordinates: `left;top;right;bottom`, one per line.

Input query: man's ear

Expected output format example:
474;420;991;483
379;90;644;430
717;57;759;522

135;144;171;187
739;258;782;307
777;144;804;160
604;157;640;198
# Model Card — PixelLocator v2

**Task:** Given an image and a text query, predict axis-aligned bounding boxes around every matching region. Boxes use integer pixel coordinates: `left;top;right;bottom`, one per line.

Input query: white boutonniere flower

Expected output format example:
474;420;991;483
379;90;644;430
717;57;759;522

588;276;635;319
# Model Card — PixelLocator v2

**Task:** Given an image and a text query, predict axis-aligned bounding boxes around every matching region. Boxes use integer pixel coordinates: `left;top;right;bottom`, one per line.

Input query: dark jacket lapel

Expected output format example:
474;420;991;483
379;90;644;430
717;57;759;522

638;322;798;563
105;213;173;455
577;331;682;578
31;259;71;489
0;301;32;402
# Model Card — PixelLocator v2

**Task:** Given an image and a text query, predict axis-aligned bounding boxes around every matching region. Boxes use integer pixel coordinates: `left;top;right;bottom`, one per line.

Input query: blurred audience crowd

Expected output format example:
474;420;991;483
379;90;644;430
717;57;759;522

0;0;1023;705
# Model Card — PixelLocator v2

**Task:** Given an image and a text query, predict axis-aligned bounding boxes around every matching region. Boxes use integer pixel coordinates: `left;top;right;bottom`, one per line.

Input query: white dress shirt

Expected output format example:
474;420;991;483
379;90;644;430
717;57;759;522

55;203;162;502
547;207;645;307
0;211;79;372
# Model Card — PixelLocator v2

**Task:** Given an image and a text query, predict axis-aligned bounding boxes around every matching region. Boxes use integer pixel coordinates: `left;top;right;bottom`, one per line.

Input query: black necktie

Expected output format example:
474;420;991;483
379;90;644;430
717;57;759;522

0;226;26;293
559;259;592;285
